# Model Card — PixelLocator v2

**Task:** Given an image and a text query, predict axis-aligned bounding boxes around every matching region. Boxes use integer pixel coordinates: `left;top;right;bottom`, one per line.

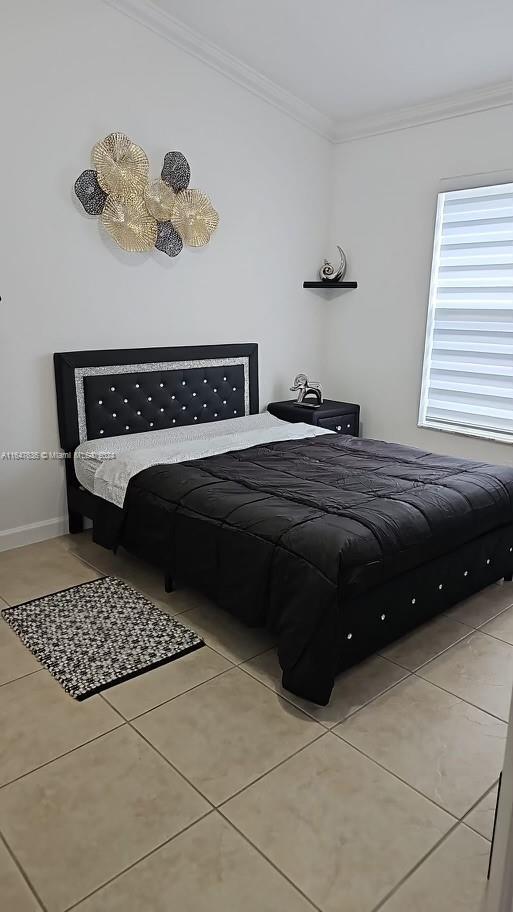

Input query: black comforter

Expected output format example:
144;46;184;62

117;434;513;702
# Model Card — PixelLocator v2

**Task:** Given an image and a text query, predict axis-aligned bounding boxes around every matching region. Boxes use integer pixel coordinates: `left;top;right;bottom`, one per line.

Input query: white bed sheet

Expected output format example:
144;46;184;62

74;411;331;508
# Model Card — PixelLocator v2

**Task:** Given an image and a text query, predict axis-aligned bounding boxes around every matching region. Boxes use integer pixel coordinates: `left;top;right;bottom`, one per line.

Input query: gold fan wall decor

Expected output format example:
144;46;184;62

75;132;219;259
144;179;176;221
101;194;157;253
171;189;220;248
92;132;149;199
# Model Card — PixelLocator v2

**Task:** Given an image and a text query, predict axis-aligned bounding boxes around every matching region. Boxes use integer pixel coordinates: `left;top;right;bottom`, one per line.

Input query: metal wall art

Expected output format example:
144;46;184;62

319;245;347;282
74;132;219;257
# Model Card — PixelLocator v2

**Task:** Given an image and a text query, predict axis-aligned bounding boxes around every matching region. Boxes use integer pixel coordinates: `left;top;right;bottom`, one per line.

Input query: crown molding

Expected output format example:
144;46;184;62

102;0;335;139
333;81;513;143
102;1;512;146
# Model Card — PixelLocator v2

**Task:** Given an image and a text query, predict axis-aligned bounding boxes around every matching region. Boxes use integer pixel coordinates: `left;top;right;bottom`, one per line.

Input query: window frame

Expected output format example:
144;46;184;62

418;182;513;445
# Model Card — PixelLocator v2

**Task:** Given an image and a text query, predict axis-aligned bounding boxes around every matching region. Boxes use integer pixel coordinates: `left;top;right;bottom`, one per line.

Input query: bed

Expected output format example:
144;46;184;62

54;343;513;705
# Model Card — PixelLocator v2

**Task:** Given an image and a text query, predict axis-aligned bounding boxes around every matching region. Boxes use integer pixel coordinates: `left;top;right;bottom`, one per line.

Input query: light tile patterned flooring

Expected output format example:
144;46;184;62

0;534;512;912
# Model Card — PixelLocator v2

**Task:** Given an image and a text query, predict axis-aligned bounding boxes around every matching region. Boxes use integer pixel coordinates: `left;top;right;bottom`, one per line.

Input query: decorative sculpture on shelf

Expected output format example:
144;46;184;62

319;245;347;282
74;132;219;257
290;374;323;406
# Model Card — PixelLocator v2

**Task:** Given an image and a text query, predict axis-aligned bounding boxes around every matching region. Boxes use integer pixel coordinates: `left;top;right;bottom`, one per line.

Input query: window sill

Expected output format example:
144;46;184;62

418;419;512;446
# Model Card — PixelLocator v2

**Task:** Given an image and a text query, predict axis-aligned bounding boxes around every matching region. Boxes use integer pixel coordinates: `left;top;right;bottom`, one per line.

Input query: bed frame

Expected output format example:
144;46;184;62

54;343;259;534
54;343;513;704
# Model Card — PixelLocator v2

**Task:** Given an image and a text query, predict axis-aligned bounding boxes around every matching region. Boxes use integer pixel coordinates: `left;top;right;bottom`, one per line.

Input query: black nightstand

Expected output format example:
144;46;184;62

268;399;360;436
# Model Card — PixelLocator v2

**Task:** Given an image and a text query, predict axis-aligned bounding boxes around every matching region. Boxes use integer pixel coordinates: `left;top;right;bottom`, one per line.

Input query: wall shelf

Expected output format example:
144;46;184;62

303;281;357;289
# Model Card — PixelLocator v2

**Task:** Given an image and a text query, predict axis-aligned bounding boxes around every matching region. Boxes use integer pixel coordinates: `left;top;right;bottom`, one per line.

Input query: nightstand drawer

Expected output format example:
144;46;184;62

318;414;358;435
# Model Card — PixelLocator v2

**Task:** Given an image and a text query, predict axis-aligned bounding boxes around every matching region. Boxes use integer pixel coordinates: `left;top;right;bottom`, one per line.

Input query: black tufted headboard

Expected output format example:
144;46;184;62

54;344;259;453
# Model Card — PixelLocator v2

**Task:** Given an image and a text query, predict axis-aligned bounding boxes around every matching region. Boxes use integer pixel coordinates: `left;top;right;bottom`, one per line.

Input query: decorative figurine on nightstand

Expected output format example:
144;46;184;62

319;245;347;282
290;374;323;407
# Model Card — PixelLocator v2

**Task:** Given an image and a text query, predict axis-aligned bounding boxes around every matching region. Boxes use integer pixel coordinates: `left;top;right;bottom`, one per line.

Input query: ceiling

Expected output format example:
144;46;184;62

113;0;513;138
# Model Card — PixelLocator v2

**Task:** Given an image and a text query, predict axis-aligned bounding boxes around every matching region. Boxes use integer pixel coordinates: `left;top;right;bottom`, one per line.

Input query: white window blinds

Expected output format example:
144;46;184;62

419;182;513;443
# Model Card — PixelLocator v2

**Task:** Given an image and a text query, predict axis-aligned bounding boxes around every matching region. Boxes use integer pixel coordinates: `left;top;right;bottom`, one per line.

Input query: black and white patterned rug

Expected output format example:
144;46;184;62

1;577;204;699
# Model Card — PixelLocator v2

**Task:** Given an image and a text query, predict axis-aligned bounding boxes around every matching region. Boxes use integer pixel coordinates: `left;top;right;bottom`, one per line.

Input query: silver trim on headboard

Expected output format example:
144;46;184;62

74;358;250;442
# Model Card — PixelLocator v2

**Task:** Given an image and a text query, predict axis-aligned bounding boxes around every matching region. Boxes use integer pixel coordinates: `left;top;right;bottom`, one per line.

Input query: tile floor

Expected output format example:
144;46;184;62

0;532;512;912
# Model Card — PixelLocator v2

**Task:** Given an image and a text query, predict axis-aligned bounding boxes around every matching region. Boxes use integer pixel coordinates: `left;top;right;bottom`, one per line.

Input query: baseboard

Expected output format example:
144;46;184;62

0;516;69;553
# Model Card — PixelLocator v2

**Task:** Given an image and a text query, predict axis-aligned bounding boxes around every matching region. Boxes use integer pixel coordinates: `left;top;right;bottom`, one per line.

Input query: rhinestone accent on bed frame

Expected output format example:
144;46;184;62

74;357;250;442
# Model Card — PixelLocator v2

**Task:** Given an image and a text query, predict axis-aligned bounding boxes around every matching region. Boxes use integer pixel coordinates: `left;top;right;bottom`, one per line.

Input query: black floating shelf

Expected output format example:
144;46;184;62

303;281;358;289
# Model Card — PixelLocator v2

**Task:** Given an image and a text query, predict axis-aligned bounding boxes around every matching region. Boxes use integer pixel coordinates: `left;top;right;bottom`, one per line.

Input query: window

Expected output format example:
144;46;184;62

419;182;513;443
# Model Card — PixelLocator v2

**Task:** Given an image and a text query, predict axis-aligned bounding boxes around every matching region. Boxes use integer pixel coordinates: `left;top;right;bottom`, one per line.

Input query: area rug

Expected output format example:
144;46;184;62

1;576;204;699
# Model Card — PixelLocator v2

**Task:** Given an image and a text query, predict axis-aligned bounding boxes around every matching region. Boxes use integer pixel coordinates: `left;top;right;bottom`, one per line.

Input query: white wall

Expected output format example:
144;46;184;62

325;106;513;466
1;3;511;550
0;0;332;547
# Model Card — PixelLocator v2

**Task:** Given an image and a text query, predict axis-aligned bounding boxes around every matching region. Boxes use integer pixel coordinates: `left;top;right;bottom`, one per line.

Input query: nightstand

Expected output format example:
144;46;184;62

267;399;360;436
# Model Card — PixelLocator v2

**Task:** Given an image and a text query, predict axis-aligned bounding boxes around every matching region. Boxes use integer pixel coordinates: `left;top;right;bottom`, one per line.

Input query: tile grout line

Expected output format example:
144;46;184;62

100;662;236;721
368;816;464;912
412;669;510;724
371;818;496;912
0;719;126;792
62;809;216;912
375;596;513;675
330;727;468;823
460;818;495;842
461;779;500;840
0;828;48;912
0;668;42;689
215;721;470;836
130;709;328;810
475;624;513;648
126;720;220;812
217;809;323;911
216;730;330;810
238;658;412;730
377;628;475;675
